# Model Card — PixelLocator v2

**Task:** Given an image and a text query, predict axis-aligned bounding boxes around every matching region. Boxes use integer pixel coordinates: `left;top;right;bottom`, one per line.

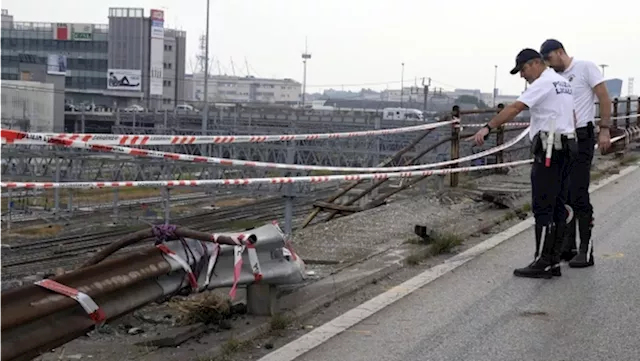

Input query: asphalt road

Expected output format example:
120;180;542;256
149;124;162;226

297;166;640;361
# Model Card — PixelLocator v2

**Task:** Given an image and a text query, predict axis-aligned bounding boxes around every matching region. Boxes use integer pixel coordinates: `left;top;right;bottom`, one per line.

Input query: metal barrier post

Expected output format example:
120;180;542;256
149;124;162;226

626;97;632;129
371;117;381;199
163;187;171;225
54;157;61;220
67;161;73;214
612;98;619;129
284;140;295;234
450;105;461;187
113;188;119;223
7;188;12;231
495;103;505;165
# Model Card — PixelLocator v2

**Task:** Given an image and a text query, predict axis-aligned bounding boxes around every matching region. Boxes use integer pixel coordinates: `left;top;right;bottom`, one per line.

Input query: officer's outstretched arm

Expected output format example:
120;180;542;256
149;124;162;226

486;101;527;129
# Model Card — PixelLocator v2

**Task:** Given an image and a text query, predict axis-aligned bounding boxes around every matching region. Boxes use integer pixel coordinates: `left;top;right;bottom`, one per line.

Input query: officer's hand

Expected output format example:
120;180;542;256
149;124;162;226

598;127;611;153
472;127;490;146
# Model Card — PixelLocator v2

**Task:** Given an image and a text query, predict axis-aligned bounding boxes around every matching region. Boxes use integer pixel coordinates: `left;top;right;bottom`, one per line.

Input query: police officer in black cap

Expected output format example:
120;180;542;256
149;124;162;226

473;48;577;278
540;39;612;268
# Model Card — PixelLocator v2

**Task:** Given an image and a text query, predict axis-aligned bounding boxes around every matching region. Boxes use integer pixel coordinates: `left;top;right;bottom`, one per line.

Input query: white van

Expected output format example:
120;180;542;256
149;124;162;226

175;104;198;113
382;107;424;121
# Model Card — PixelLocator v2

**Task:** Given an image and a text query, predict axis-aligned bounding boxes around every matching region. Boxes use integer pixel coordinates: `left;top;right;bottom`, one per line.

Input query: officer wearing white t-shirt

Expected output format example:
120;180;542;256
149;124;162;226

540;39;612;268
473;48;576;279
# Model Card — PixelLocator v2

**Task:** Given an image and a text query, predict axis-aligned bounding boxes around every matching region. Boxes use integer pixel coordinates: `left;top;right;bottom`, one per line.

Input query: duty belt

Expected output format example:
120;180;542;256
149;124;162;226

538;131;575;151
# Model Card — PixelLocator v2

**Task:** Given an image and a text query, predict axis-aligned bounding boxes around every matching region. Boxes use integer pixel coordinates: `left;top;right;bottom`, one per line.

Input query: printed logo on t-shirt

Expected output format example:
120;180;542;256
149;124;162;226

552;80;572;95
567;74;575;82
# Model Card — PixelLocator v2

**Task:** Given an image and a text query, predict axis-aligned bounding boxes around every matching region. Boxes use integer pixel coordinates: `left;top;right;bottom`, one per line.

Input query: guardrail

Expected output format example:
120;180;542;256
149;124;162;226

1;222;305;361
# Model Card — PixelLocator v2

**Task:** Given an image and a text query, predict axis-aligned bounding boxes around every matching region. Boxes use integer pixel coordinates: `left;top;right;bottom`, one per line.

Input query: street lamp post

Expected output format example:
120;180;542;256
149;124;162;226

493;65;498;107
202;0;210;134
599;64;608;77
400;62;405;108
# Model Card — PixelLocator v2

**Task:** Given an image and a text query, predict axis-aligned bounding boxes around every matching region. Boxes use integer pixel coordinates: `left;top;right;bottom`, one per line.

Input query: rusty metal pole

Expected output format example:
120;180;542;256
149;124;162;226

626;97;632;129
495;103;505;166
300;128;434;228
637;98;640;126
450;106;461;187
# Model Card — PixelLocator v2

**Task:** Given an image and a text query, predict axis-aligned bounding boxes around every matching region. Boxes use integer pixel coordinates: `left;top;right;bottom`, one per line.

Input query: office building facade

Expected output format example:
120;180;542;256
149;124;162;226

0;7;186;110
192;74;301;104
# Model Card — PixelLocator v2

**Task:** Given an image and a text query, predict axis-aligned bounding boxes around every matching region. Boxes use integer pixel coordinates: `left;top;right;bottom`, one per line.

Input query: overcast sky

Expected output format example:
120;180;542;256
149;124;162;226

4;0;639;96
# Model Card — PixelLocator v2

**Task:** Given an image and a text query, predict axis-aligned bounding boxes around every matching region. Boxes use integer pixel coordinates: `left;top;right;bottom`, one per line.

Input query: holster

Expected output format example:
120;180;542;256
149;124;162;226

576;122;595;141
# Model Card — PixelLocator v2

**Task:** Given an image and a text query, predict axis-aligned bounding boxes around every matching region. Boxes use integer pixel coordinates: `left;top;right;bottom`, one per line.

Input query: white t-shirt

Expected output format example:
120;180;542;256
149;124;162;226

557;59;604;128
517;68;576;140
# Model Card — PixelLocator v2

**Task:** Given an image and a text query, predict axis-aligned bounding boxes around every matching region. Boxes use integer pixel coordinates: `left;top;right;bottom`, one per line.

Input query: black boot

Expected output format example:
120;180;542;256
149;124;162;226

551;222;566;277
560;206;577;262
514;223;554;279
569;216;595;268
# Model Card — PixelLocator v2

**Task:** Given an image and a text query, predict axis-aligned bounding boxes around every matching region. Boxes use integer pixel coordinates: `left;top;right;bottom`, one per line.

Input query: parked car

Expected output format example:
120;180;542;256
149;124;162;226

123;104;145;112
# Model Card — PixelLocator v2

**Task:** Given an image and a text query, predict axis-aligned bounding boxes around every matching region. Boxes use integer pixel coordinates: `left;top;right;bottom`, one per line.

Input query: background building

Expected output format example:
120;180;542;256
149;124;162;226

0;7;186;111
604;78;623;98
192;74;301;104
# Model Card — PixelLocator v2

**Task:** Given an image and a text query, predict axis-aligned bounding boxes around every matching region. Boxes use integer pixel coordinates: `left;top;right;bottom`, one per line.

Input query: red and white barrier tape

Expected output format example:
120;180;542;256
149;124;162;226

0;126;530;173
1;159;535;189
156;244;199;290
462;122;530;127
0;119;456;146
210;232;263;300
2;126;637;191
461;114;637;128
35;279;106;325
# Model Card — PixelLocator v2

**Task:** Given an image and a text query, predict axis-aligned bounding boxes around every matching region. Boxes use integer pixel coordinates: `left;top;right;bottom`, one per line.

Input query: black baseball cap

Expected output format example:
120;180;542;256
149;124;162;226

509;48;543;75
540;39;564;57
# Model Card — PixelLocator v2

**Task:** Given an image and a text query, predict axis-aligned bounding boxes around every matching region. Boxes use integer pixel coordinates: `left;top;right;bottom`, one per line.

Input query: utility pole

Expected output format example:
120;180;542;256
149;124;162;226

421;77;431;112
301;37;311;106
202;0;210;134
599;64;608;77
493;65;498;107
400;62;405;108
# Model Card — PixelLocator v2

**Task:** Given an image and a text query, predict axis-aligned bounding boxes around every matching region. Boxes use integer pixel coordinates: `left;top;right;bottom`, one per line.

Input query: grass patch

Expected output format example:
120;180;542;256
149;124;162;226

270;313;291;331
503;212;516;221
217;338;253;360
169;293;231;326
521;202;531;213
405;249;430;266
429;232;464;255
620;154;639;166
8;224;63;237
405;232;464;266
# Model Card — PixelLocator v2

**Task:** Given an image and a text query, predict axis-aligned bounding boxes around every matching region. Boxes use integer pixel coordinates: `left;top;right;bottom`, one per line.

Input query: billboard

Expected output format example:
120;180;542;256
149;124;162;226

53;23;70;40
107;69;142;91
149;9;165;96
71;24;93;41
47;54;68;75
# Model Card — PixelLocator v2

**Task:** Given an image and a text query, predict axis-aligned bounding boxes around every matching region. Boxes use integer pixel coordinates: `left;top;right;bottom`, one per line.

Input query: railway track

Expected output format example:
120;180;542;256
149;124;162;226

1;194;322;281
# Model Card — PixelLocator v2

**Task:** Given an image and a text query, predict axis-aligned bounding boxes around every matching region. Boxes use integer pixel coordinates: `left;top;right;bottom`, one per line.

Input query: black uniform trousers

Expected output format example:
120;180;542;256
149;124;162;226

530;134;576;262
563;123;596;253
